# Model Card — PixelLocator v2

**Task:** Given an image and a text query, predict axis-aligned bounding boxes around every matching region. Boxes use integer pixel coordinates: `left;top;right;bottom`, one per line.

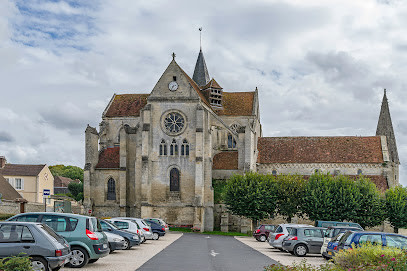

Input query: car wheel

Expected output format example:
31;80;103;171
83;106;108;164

66;246;89;268
294;244;308;257
259;235;267;242
152;233;159;240
88;259;99;264
31;257;49;271
123;238;131;250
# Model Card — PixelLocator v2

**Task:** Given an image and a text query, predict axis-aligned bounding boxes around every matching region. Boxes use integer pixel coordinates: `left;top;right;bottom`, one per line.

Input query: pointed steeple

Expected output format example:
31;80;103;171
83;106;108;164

192;49;210;87
376;89;399;163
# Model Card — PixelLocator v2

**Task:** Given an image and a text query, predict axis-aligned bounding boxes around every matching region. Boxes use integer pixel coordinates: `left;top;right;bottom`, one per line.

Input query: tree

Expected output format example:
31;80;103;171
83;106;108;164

49;165;84;182
385;186;407;233
68;182;84;202
275;174;305;223
224;172;278;226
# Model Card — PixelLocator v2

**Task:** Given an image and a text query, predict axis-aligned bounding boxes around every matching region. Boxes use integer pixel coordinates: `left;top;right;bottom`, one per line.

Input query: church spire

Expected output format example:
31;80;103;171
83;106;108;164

376;89;399;163
192;28;210;87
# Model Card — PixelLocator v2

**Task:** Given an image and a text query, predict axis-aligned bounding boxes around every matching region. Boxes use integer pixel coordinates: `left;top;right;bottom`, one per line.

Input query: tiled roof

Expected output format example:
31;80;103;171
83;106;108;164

257;136;384;164
351;175;388;192
54;176;80;188
104;94;149;117
212;151;239;170
95;147;120;169
179;65;211;107
0;174;23;200
0;164;45;177
214;92;255;116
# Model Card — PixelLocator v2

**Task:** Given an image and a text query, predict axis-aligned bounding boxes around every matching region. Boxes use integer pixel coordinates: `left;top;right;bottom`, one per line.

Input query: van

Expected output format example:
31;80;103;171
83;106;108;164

315;220;363;230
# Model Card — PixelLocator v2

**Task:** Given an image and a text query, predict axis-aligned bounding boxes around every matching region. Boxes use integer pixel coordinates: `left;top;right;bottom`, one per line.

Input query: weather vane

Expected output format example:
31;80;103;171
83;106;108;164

199;27;202;49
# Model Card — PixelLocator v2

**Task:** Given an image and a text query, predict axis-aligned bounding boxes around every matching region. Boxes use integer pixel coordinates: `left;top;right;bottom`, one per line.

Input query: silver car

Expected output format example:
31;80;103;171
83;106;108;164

115;217;153;240
104;231;126;253
0;221;71;271
268;224;313;250
106;218;146;243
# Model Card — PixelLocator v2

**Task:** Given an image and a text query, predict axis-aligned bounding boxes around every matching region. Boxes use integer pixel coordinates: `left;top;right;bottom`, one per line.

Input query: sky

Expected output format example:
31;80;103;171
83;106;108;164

1;0;407;186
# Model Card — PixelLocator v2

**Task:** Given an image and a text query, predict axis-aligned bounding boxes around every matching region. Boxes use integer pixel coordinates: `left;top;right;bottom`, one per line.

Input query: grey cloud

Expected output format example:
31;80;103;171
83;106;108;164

0;131;14;142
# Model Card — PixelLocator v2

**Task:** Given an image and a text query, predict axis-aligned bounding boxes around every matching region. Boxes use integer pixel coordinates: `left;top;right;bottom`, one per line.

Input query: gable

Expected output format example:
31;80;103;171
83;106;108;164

257;136;384;164
0;175;22;200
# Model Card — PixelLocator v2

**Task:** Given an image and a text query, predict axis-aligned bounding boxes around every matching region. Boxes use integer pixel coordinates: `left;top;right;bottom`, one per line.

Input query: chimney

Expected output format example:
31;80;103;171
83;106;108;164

0;156;6;168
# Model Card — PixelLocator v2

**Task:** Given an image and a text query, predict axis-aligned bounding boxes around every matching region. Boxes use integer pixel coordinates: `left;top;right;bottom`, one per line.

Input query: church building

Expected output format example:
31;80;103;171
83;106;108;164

83;48;399;231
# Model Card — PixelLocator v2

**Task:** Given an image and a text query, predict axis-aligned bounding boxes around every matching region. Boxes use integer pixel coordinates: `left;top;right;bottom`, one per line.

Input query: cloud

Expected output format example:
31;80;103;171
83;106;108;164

0;131;14;142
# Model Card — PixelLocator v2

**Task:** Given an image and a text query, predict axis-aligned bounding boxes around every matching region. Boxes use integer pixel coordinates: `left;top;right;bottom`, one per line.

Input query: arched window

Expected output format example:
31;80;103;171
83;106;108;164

107;178;116;200
181;139;189;156
160;140;167;156
227;134;236;149
170;139;178;156
357;169;363;175
272;170;277;176
170;168;180;191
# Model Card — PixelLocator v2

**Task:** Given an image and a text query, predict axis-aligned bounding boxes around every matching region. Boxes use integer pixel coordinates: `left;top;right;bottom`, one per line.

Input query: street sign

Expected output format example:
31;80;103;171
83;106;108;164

43;189;51;199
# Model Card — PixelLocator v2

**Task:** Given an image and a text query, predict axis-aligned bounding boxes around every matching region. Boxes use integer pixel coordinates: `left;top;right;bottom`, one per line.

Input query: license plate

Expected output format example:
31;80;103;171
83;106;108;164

103;244;107;249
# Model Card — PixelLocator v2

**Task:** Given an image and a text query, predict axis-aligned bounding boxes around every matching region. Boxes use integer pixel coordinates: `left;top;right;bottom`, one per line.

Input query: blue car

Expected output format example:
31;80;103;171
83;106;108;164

322;232;346;260
337;231;407;251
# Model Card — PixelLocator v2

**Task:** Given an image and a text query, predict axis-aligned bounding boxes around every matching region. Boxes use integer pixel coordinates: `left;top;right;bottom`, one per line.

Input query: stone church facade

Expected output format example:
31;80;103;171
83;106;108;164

84;49;399;231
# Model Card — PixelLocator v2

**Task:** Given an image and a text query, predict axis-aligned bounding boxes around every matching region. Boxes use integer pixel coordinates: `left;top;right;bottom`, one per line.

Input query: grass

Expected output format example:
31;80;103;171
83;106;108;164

170;227;251;236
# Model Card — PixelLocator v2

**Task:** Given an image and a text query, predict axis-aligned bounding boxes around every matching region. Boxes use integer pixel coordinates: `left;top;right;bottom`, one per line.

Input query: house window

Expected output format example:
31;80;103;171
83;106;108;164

227;134;236;149
170;139;178;156
15;178;23;190
160;140;167;155
5;178;12;186
357;169;363;175
107;178;116;200
181;139;189;156
170;168;180;191
272;170;277;176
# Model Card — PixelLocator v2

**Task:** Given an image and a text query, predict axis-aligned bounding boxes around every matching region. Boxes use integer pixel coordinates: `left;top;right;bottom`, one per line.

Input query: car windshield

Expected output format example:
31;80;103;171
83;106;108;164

103;220;120;229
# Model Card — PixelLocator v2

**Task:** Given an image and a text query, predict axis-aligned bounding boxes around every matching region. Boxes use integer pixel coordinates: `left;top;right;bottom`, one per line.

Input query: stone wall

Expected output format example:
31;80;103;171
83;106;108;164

0;200;84;215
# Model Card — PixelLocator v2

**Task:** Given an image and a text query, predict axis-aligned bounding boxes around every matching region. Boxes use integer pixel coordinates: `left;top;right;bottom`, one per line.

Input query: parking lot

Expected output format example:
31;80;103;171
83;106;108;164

61;232;183;271
235;236;326;267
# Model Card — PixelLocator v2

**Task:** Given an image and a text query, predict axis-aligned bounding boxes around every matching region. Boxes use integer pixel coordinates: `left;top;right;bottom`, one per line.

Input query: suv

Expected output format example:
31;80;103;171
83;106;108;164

281;227;326;256
268;224;312;250
8;212;109;268
253;224;276;242
0;222;71;271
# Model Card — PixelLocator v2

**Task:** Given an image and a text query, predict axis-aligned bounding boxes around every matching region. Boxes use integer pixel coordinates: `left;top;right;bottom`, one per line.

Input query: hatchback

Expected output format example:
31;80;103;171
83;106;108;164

337;231;407;251
282;227;326;256
7;212;109;268
322;232;346;260
145;218;169;232
253;224;276;242
99;219;140;249
144;220;166;240
114;217;153;240
104;231;126;253
107;218;146;243
320;226;363;255
0;221;71;271
268;224;313;250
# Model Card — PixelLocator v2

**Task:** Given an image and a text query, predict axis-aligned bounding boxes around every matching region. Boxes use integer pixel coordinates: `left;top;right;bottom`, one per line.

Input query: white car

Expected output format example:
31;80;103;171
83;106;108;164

106;218;146;243
320;226;363;254
115;217;153;240
268;224;313;250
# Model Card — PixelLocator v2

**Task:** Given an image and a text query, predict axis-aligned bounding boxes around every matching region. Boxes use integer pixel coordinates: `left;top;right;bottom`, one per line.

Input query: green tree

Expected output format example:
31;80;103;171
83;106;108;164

224;172;278;226
275;174;305;223
49;165;83;182
385;186;407;233
68;182;84;202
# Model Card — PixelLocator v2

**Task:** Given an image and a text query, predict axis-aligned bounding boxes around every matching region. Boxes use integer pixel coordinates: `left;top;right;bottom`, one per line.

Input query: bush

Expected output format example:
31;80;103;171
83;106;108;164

0;214;15;221
0;254;33;271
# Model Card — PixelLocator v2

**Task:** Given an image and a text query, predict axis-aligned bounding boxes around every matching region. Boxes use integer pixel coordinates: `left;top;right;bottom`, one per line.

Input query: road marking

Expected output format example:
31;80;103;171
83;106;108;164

210;250;219;257
205;236;211;239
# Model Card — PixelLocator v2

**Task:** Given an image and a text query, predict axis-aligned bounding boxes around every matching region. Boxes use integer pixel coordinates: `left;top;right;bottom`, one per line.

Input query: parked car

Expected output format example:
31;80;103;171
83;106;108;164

104;231;126;253
281;227;326;256
322;232;346;260
114;217;153;240
7;212;109;268
99;219;140;249
268;224;312;250
253;224;276;242
320;226;363;255
315;220;363;230
0;221;71;271
106;218;146;243
144;220;166;240
337;231;407;251
145;218;169;232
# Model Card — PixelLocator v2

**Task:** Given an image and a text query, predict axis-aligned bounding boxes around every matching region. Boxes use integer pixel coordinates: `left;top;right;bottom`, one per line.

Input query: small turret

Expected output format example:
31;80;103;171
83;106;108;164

201;78;223;107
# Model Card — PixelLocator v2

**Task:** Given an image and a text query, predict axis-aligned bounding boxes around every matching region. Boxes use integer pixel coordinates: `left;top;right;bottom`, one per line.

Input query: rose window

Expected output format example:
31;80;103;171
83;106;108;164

163;112;185;134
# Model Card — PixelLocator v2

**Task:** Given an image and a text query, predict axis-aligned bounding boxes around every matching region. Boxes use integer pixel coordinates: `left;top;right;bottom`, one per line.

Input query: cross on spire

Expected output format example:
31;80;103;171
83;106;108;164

172;52;176;60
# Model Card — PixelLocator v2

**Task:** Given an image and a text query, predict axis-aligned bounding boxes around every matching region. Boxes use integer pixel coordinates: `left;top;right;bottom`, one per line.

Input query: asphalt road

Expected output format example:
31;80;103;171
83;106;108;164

137;233;279;271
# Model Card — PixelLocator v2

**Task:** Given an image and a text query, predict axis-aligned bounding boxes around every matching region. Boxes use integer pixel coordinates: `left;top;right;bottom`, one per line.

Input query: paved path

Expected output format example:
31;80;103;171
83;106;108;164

137;233;279;271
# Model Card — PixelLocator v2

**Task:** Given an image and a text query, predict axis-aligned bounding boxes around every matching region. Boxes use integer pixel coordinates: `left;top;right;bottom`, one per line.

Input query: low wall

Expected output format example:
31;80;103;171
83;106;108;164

0;200;84;215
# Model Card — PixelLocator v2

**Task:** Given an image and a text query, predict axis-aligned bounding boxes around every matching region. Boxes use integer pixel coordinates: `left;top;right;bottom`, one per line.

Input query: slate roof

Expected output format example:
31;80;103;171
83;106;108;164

257;136;384;164
212;151;239;170
0;175;23;200
54;176;80;188
192;49;210;87
104;94;149;118
0;164;46;176
95;147;120;169
214;92;255;116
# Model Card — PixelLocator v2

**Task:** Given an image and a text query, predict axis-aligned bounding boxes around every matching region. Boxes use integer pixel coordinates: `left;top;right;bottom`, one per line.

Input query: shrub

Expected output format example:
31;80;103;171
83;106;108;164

0;254;33;271
0;214;15;221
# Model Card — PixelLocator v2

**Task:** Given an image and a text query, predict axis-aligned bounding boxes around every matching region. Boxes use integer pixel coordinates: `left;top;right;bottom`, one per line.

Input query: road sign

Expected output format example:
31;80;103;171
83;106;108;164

43;189;51;199
88;209;92;215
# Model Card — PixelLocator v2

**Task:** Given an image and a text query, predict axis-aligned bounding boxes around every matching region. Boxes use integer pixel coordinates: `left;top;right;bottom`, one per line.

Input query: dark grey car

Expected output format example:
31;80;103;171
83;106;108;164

282;227;326;256
0;222;71;271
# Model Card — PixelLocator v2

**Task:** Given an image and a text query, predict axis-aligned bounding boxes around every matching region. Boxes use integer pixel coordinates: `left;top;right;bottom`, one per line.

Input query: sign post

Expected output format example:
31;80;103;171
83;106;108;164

43;189;50;212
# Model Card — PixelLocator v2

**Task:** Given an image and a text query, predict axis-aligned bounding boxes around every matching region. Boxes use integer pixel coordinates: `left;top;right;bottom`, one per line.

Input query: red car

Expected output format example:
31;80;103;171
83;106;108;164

253;224;277;242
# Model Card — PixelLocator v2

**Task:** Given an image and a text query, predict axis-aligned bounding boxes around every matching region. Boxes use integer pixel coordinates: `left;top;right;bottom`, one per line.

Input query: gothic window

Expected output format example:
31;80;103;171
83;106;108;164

160;140;167;156
227;134;237;149
107;178;116;200
170;168;180;191
272;170;277;176
357;169;363;175
181;139;189;156
163;112;185;135
170;139;178;156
